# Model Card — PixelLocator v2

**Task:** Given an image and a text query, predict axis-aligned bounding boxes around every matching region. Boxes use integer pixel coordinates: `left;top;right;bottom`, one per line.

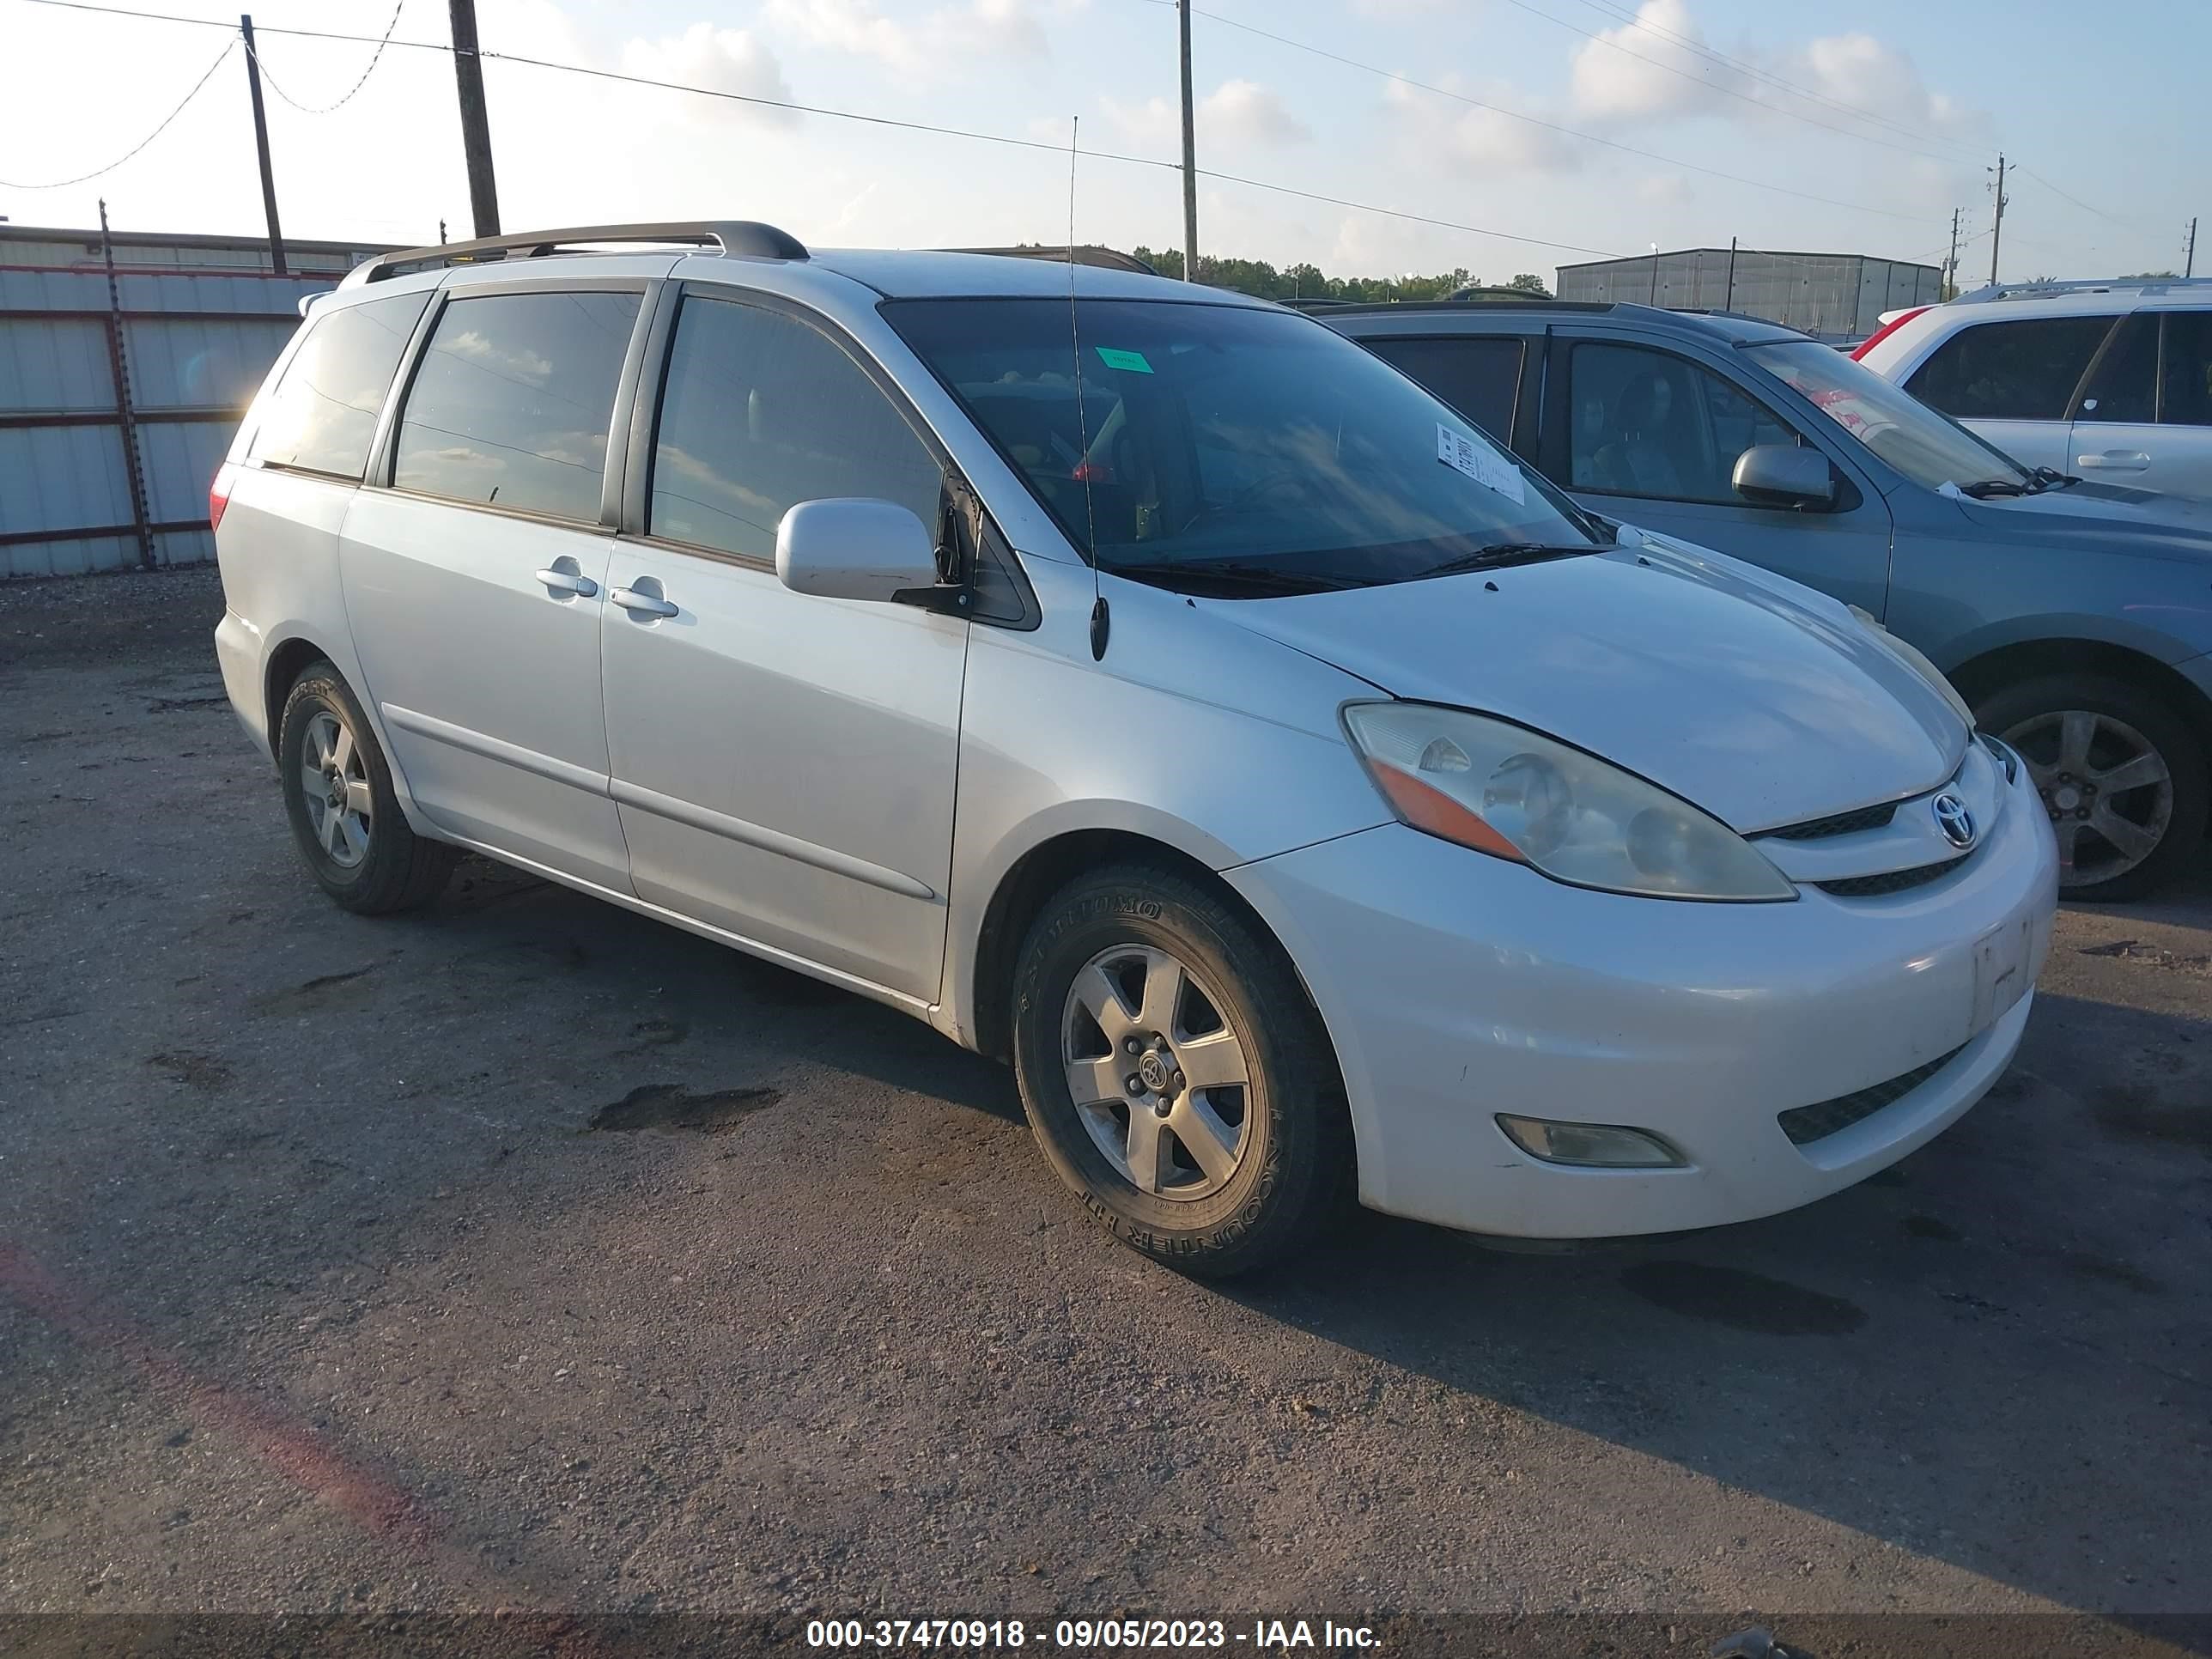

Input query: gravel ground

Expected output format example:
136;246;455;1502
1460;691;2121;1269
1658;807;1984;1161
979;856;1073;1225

2;566;2207;1656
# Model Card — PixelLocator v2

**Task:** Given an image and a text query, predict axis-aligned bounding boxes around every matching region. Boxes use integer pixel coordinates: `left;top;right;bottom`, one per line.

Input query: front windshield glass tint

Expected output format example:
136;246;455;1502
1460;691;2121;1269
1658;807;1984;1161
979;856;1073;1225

1750;339;2027;493
885;298;1592;586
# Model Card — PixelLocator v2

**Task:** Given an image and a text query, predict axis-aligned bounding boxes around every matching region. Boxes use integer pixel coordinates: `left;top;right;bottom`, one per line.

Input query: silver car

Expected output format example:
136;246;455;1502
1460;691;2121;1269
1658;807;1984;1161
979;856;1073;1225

210;224;2056;1275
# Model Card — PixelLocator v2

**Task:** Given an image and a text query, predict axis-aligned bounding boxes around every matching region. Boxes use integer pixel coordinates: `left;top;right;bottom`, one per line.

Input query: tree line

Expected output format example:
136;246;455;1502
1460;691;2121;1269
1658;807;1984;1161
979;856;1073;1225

1130;248;1552;302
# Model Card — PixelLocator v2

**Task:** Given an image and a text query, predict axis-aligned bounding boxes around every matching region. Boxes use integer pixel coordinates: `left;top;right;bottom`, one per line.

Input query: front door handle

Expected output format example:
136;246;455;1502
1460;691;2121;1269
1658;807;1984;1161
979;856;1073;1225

534;567;599;598
2075;451;2150;470
611;585;678;617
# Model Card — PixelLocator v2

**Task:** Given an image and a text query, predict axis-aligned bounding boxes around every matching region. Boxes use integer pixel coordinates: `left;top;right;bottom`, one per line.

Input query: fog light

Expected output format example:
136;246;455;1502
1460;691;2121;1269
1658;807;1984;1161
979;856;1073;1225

1496;1115;1686;1168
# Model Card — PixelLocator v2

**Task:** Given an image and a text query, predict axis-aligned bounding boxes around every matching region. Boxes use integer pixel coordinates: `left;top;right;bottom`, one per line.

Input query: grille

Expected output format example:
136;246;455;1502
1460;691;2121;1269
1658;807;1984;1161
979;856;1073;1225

1779;1045;1968;1146
1814;854;1968;897
1765;800;1900;841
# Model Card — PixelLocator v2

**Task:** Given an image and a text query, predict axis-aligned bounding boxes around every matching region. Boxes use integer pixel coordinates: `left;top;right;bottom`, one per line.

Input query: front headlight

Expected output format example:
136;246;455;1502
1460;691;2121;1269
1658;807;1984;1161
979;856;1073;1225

1341;702;1796;902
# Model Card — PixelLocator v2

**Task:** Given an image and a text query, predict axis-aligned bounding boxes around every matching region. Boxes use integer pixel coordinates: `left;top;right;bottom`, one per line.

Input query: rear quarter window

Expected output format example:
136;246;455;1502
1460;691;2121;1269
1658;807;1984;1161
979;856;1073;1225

246;292;431;478
1905;315;2115;421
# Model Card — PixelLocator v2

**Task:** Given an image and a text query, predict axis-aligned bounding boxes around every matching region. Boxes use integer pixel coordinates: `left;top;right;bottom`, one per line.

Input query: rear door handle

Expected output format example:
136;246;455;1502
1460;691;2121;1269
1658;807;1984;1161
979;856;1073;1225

534;567;599;598
2075;451;2150;470
610;585;678;617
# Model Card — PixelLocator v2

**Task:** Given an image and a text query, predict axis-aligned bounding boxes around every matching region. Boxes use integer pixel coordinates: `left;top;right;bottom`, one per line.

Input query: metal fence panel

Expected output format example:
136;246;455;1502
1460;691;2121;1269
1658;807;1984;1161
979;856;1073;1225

0;317;114;413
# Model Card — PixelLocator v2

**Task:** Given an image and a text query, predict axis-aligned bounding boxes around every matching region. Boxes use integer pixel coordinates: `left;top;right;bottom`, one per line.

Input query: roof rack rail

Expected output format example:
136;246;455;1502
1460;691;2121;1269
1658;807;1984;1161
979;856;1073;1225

949;245;1158;275
1952;275;2212;305
343;221;807;286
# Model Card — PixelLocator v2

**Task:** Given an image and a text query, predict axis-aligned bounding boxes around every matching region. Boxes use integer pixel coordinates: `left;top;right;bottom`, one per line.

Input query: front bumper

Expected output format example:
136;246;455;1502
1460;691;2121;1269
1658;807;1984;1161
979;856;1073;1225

1227;763;2059;1239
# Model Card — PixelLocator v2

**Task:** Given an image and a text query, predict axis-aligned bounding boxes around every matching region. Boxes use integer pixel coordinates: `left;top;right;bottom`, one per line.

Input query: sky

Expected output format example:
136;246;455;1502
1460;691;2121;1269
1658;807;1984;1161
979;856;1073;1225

0;0;2203;285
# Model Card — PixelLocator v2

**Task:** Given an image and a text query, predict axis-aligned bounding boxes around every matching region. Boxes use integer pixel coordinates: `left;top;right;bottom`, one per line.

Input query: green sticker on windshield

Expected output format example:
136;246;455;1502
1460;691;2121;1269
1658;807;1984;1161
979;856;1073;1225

1095;346;1153;374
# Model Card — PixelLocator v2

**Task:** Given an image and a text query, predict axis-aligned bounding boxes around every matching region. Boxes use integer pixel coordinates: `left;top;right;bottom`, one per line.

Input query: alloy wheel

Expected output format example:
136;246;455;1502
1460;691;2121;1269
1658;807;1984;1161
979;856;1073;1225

2003;708;2172;888
299;708;374;870
1061;945;1253;1201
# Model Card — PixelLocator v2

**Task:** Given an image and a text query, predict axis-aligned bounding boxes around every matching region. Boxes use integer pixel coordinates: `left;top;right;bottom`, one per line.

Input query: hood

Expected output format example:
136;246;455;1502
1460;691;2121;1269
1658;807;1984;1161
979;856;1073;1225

1206;542;1967;833
1948;479;2212;563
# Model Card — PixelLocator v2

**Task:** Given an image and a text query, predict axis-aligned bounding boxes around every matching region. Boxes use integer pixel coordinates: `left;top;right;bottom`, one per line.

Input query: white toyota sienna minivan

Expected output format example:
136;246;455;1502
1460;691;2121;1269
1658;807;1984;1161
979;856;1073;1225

211;222;2058;1276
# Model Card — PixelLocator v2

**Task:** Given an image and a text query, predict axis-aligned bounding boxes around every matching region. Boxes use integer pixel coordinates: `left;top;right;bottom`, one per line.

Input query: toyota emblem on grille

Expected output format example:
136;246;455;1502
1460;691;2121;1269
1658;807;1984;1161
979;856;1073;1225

1932;792;1976;849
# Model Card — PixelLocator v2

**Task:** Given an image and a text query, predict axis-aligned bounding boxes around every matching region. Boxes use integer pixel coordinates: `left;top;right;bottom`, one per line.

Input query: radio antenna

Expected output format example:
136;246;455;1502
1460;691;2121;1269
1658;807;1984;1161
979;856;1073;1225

1067;116;1108;661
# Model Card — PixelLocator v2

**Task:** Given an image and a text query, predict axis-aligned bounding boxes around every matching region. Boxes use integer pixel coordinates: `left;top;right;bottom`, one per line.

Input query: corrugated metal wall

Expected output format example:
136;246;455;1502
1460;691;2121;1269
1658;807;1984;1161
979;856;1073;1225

1553;249;1942;339
0;243;368;580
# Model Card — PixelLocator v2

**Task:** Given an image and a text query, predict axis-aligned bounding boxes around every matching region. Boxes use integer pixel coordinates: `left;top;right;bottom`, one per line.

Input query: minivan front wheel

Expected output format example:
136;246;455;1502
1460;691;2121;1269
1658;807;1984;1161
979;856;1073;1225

277;662;458;915
1978;673;2209;901
1011;865;1352;1277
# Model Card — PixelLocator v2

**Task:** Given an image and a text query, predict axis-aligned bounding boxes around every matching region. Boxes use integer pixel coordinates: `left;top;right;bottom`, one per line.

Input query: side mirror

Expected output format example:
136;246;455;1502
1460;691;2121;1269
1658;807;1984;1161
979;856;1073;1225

1732;444;1837;510
775;499;943;605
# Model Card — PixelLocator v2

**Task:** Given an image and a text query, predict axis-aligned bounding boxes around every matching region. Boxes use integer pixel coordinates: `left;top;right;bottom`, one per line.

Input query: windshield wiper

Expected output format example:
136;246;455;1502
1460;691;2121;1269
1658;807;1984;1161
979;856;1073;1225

1956;477;2030;499
1413;543;1595;580
1112;559;1364;597
2028;465;2082;492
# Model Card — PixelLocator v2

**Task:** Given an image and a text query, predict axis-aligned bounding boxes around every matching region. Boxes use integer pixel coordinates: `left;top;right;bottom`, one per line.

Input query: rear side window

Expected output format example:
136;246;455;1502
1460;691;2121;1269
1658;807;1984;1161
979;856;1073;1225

246;292;428;477
1362;336;1524;445
1905;316;2113;420
2160;313;2212;427
391;289;641;522
2075;313;2159;424
647;295;943;562
1565;341;1798;504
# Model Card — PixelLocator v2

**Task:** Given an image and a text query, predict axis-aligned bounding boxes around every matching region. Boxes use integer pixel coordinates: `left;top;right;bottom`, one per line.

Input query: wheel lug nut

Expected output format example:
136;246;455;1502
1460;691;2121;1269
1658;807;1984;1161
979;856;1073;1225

1152;1098;1172;1117
1123;1036;1140;1054
1125;1074;1143;1096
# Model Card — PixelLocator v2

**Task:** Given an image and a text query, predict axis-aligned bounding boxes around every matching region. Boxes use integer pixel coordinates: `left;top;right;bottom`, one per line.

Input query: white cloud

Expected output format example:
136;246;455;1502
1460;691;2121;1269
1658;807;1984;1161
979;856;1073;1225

763;0;1058;74
1567;0;1986;147
619;24;798;127
1637;172;1692;206
1100;79;1307;150
1200;79;1311;146
1569;0;1726;123
1382;76;1581;174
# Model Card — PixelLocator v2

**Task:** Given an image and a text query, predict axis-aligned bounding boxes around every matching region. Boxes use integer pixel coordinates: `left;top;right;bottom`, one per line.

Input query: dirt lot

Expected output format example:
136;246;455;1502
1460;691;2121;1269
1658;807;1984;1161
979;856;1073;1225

2;566;2208;1656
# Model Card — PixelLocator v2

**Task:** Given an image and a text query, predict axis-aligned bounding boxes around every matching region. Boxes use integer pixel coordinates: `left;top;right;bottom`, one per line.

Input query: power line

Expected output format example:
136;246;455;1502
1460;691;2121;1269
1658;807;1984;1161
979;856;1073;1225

3;0;1627;260
2011;164;2165;232
1149;0;1949;225
0;35;234;188
244;0;407;116
1557;0;1990;164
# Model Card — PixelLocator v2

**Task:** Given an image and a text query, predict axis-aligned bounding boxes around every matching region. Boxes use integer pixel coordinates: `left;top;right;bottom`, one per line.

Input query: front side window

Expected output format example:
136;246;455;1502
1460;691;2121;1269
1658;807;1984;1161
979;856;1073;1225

246;291;429;477
1905;315;2114;421
648;295;944;561
391;289;641;522
1751;338;2027;493
2159;313;2212;427
1362;336;1525;445
885;298;1592;593
1565;342;1800;504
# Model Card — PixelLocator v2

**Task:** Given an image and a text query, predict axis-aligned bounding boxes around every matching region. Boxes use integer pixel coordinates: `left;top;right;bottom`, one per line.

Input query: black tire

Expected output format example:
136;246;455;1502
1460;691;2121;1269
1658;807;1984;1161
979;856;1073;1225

1010;862;1353;1278
277;660;458;915
1976;672;2209;902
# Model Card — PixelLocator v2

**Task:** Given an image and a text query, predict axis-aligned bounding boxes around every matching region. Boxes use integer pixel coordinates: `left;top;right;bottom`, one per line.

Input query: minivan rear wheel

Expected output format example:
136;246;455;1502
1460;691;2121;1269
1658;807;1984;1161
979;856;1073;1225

277;661;458;915
1978;673;2208;902
1010;864;1352;1277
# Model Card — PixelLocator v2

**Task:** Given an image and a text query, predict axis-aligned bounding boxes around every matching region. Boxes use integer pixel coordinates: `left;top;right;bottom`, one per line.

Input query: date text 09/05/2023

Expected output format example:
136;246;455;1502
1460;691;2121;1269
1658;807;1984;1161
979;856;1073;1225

805;1619;1382;1650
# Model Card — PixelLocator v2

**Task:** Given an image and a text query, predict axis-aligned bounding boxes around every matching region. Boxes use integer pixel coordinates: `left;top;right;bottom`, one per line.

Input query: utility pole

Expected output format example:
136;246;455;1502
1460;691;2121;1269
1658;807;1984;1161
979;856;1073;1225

450;0;501;238
1988;154;2007;286
1177;0;1197;283
1945;207;1960;299
2188;216;2198;279
238;15;287;276
1724;236;1736;310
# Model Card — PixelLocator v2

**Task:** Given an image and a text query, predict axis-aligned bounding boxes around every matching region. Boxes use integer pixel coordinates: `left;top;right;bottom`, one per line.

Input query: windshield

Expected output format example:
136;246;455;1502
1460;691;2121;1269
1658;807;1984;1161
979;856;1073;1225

885;298;1595;591
1747;339;2030;494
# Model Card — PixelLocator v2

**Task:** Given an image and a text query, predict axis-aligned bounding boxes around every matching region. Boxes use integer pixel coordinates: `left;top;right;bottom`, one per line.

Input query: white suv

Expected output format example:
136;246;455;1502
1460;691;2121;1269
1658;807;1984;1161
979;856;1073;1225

210;222;2056;1275
1856;278;2212;498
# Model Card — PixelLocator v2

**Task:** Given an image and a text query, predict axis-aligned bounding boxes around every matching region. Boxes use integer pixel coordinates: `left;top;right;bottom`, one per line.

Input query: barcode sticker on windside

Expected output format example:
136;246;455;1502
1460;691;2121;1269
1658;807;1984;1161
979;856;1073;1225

1436;423;1527;505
